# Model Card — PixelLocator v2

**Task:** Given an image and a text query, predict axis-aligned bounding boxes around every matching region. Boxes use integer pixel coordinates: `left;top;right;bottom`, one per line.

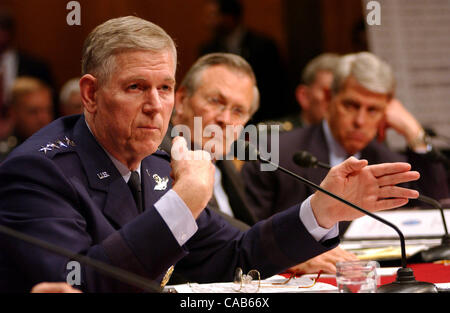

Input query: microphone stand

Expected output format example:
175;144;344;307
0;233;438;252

418;195;450;262
295;151;450;265
246;144;437;292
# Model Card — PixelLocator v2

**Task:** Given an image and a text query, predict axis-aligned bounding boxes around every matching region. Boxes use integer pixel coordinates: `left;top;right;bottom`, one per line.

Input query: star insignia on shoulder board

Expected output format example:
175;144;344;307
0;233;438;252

39;145;52;154
64;136;76;147
56;140;68;148
38;137;76;154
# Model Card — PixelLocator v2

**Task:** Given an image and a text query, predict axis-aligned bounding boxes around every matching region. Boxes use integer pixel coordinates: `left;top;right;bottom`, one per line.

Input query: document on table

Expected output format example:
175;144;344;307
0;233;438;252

343;209;450;240
165;269;402;293
165;275;337;293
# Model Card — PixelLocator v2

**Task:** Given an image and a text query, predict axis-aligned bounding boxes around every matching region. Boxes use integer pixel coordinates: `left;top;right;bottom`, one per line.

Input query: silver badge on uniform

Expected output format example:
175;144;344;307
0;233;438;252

152;173;168;191
97;172;110;180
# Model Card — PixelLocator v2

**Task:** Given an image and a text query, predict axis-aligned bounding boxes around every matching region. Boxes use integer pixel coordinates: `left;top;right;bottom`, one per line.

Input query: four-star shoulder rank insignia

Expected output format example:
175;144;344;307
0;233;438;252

39;136;76;154
148;171;168;191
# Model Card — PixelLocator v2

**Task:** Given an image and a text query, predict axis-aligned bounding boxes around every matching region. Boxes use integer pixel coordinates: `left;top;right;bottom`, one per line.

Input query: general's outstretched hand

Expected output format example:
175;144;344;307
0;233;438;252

311;157;420;229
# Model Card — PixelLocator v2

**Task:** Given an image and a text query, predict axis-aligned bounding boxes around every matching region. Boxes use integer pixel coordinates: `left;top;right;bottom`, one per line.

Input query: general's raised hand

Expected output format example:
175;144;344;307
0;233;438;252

311;157;420;229
170;136;215;219
378;98;424;147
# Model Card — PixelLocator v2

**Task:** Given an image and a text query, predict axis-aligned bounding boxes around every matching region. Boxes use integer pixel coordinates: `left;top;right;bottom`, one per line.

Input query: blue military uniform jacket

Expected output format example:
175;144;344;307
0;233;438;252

0;115;337;292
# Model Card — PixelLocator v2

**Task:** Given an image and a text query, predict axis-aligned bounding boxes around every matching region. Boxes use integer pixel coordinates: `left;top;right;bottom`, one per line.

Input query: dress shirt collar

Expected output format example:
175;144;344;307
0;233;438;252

322;119;361;166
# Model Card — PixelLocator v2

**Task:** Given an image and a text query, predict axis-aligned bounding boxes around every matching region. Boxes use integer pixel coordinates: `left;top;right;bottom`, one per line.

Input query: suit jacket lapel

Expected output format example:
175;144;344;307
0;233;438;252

304;124;330;186
217;160;257;225
72;116;139;227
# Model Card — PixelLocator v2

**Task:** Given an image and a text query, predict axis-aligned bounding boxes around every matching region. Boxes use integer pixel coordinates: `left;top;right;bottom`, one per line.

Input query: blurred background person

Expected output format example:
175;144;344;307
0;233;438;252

58;77;82;117
199;0;293;124
165;52;356;277
0;76;53;161
162;53;258;229
241;52;449;231
0;10;54;117
295;53;340;127
262;53;340;132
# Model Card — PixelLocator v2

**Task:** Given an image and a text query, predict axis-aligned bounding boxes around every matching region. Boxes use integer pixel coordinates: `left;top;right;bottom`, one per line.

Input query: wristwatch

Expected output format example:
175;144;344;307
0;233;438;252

408;128;432;153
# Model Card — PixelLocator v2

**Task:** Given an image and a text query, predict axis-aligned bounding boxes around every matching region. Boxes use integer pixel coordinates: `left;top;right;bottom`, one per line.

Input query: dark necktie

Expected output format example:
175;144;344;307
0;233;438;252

128;171;143;213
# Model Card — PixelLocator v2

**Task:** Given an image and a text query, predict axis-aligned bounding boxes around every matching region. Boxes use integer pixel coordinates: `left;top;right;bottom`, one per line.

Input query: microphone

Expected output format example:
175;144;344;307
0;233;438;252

234;140;437;292
424;127;450;144
293;151;331;170
0;224;161;293
418;195;450;262
293;150;450;263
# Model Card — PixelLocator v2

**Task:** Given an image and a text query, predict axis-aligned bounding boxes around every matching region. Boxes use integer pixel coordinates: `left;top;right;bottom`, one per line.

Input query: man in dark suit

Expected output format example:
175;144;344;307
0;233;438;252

0;76;54;161
0;17;420;292
0;10;54;140
0;11;54;114
242;52;449;224
162;52;259;229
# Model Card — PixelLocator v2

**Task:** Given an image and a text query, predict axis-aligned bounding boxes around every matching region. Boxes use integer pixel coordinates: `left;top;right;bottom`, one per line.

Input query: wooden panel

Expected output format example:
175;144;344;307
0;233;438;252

320;0;366;53
0;0;286;96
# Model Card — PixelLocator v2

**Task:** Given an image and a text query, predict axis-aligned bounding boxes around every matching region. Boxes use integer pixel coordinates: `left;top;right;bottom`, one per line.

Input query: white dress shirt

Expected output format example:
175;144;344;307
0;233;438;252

213;164;235;217
322;120;361;166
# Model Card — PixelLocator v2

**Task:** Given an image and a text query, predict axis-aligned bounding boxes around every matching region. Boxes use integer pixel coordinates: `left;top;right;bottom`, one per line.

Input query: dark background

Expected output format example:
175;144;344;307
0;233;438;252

1;0;366;108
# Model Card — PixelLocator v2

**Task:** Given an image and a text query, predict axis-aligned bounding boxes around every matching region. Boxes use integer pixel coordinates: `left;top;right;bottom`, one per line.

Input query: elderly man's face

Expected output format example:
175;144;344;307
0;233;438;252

327;77;389;155
93;50;175;165
174;65;254;158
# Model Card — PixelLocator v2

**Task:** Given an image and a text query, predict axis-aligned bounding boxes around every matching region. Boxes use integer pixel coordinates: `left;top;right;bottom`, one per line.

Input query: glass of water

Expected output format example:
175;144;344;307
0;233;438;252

336;260;379;293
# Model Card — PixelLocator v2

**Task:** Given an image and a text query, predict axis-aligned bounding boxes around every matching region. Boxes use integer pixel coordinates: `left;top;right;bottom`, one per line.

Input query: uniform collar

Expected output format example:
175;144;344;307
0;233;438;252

84;119;141;183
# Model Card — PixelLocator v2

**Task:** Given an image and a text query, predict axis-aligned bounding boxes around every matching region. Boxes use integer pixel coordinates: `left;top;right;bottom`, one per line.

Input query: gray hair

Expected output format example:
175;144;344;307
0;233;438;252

59;77;80;105
81;16;177;85
301;53;340;85
179;52;260;116
332;52;395;96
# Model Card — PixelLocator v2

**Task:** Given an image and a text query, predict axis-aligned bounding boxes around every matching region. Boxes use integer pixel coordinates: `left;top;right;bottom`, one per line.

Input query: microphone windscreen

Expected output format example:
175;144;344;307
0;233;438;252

293;151;317;168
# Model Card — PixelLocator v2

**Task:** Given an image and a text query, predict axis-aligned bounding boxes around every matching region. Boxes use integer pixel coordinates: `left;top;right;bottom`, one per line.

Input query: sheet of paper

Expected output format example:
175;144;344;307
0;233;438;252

344;209;450;239
166;275;337;293
352;245;428;260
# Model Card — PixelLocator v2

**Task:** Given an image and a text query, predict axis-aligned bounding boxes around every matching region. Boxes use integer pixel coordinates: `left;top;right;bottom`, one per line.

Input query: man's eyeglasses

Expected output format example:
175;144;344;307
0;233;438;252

204;96;250;122
233;268;261;293
232;268;323;293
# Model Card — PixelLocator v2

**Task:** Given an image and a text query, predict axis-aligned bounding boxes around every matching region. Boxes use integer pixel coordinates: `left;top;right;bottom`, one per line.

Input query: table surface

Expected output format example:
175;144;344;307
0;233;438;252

314;263;450;286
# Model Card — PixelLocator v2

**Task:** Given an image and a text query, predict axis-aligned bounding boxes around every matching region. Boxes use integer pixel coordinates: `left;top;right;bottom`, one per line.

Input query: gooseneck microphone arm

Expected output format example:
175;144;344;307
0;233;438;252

236;141;437;292
288;148;440;292
258;149;408;268
418;194;448;236
294;149;450;262
0;224;161;293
